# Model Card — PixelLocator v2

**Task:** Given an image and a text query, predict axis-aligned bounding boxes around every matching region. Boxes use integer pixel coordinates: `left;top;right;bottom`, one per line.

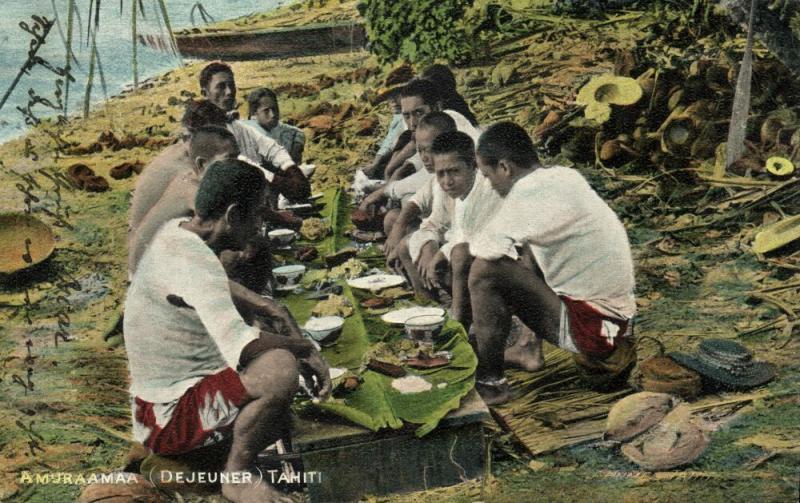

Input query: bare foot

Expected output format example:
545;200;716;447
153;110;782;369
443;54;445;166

476;380;512;406
222;478;292;503
504;326;544;372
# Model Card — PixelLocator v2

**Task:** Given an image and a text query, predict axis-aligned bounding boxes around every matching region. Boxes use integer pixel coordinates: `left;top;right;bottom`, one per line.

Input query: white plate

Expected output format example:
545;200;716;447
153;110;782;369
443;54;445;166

381;306;445;325
347;274;406;292
309;192;324;201
285;203;313;210
276;284;302;292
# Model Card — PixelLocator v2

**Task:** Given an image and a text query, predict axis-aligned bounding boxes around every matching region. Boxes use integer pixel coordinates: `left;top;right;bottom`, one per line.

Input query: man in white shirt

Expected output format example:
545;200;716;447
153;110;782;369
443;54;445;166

403;131;503;329
125;160;330;502
468;122;636;405
199;61;310;202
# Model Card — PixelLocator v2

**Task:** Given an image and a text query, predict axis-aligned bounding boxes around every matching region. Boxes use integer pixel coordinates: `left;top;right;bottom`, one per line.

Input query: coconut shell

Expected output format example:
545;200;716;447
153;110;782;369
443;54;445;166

621;404;709;471
600;139;622;161
638;356;702;399
605;391;677;442
66;163;95;188
760;117;784;146
78;472;161;503
83;175;110;192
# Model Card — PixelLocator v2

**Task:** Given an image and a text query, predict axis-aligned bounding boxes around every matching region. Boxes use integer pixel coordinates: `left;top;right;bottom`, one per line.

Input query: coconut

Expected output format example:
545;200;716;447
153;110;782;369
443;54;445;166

605;391;677;442
576;74;643;124
765;156;795;177
638;356;702;399
621;404;709;471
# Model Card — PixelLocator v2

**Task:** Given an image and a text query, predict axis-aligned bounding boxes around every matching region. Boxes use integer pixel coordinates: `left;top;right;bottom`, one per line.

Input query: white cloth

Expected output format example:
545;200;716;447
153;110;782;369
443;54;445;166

444;109;481;144
228;120;294;171
470;166;636;320
386;168;432;205
124;219;260;403
406;176;437;216
408;171;503;262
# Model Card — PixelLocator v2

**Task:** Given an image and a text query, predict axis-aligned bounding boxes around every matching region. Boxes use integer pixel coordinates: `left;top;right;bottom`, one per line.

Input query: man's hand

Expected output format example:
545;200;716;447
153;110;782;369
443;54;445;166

358;188;384;215
419;248;447;291
298;350;332;400
386;245;402;272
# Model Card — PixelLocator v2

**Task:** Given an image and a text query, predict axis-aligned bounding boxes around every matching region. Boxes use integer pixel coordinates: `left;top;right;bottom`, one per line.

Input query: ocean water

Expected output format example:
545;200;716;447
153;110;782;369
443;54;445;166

0;0;285;143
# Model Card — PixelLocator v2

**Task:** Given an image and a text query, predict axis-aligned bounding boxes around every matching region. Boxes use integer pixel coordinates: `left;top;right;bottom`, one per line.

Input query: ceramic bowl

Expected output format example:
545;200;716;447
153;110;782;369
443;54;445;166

404;314;445;346
304;316;345;346
272;264;306;288
268;228;296;246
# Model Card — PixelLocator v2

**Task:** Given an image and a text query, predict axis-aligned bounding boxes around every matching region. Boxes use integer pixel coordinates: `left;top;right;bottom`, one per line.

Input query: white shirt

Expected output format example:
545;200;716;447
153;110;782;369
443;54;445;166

470;166;636;320
228;120;294;172
408;171;503;262
124;219;259;403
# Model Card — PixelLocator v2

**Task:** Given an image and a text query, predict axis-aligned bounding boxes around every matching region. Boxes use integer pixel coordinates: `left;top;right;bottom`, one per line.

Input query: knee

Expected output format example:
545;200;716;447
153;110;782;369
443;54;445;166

468;258;498;292
450;243;472;275
240;349;299;402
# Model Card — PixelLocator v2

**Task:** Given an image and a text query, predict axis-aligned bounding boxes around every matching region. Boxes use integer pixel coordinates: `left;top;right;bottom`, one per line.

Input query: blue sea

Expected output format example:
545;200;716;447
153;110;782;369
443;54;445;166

0;0;285;143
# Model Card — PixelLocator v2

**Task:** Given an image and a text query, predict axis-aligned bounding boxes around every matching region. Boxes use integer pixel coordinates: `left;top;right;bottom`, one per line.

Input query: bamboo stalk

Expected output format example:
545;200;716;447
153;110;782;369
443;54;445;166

132;0;139;89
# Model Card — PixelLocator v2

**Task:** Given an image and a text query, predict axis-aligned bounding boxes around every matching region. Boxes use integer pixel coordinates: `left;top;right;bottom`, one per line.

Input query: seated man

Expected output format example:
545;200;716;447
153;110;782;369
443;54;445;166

128;100;228;234
420;64;478;127
403;131;502;329
468;122;636;405
199;61;310;202
128;126;240;275
246;87;305;165
124;160;330;503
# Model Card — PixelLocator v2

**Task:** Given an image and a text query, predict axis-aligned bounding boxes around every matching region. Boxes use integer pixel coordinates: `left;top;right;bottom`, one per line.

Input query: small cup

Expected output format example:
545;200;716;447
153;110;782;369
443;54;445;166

404;314;445;350
268;228;297;246
272;264;306;289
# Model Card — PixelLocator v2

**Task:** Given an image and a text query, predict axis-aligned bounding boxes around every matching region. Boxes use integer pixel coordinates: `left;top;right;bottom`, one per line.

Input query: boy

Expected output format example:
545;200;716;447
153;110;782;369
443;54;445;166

246;87;305;165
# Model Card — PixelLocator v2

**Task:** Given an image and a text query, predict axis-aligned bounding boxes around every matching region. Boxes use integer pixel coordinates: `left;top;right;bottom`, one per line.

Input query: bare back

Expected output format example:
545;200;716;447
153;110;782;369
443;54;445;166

128;142;193;232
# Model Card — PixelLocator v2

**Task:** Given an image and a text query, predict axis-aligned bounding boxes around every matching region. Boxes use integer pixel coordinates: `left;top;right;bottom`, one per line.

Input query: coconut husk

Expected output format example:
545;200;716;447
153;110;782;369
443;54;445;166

635;68;656;99
765;156;795;177
688;59;713;79
705;64;732;93
621;404;709;471
79;472;162;503
661;117;696;157
604;391;677;442
760;117;785;146
576;74;643;125
533;110;562;140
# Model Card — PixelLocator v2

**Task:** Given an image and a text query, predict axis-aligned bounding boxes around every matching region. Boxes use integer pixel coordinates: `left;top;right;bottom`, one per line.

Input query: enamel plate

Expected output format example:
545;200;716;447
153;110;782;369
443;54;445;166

346;274;406;292
380;306;445;325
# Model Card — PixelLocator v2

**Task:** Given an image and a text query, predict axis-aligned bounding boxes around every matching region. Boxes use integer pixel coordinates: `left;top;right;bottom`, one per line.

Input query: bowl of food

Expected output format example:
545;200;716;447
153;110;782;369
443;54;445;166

272;264;306;290
304;316;345;346
404;314;445;348
268;228;296;246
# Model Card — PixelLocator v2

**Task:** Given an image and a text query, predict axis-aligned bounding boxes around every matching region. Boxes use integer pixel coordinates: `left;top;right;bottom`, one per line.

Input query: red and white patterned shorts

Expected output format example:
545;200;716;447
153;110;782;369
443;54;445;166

561;296;629;358
132;368;250;455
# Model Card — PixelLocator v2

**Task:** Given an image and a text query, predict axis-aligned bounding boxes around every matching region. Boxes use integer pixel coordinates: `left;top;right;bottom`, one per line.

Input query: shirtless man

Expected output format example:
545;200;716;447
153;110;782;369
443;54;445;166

468;122;636;405
124;160;330;503
128;126;239;274
404;131;502;329
199;61;310;202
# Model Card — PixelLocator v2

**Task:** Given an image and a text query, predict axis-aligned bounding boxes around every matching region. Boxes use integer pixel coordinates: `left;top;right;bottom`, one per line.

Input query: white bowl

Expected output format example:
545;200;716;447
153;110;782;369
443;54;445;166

272;264;306;288
268;228;296;246
304;316;345;346
404;314;445;346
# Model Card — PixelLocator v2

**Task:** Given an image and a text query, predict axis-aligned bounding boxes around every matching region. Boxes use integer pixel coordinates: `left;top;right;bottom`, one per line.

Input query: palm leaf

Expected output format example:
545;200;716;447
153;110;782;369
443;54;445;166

156;0;182;62
131;0;138;89
83;26;99;118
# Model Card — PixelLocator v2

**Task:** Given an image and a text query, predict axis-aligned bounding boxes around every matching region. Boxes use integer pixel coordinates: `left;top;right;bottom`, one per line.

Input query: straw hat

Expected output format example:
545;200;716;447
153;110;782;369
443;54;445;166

605;391;677;442
621;403;709;471
638;355;702;399
669;339;775;390
0;213;55;275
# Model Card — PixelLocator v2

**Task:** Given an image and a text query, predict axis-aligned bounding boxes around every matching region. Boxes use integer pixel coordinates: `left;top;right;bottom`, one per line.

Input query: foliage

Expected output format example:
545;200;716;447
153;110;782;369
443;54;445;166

357;0;474;64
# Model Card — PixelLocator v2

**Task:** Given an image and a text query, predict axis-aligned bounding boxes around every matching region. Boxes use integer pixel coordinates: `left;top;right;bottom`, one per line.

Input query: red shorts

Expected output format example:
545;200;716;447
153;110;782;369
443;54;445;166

561;297;629;358
133;368;250;455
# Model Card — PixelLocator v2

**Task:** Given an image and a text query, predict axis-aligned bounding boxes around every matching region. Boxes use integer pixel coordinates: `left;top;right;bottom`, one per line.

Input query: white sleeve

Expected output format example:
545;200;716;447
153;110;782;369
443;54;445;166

407;188;451;262
171;235;259;369
407;177;435;216
236;121;295;171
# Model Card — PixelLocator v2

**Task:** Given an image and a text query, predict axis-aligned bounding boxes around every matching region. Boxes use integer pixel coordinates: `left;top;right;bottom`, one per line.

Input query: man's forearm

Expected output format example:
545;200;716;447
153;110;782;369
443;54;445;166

239;331;313;369
392;203;421;241
229;280;299;335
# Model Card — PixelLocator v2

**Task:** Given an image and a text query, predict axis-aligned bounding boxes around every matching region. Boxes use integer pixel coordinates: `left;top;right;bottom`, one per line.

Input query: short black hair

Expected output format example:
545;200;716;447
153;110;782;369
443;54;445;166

195;159;265;219
399;78;440;107
477;122;538;168
421;64;457;92
189;126;237;161
199;61;234;90
182;99;228;131
431;131;475;166
418;111;456;134
247;87;279;119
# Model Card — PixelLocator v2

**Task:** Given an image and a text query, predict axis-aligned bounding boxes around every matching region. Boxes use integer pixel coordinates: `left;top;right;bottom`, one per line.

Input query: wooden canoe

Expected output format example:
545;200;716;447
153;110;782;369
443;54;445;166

169;20;367;61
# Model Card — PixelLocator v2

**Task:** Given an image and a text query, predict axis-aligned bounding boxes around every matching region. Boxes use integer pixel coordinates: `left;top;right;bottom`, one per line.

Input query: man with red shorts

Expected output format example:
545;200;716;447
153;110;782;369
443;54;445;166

467;122;636;405
124;159;330;502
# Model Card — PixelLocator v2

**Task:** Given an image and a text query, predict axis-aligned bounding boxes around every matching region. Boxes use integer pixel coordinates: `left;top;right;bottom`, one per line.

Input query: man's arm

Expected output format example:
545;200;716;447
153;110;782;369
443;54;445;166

385;201;421;265
228;280;304;340
270;164;311;202
384;139;417;180
358;185;388;213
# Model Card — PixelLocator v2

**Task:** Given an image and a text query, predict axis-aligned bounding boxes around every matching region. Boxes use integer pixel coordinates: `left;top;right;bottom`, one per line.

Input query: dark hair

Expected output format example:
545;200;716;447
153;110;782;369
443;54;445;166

431;131;475;166
199;61;234;90
418;111;456;134
182;99;228;131
195;159;266;219
477;122;538;168
399;78;440;107
189;126;237;161
421;64;456;92
247;87;279;119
